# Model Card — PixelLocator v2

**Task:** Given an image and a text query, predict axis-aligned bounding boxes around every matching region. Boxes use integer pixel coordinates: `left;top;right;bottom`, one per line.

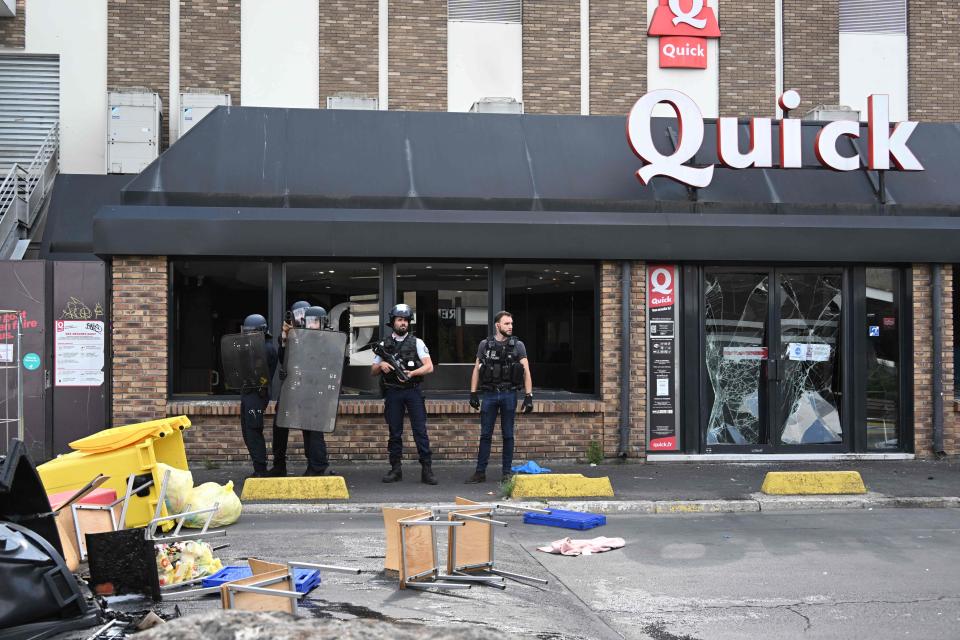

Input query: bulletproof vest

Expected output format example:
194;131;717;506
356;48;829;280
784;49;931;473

479;336;525;391
381;333;423;389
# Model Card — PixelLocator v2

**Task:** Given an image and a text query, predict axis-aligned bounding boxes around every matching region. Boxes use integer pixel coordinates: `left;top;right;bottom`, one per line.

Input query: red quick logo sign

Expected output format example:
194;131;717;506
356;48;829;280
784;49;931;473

626;89;924;189
648;0;720;70
649;266;675;308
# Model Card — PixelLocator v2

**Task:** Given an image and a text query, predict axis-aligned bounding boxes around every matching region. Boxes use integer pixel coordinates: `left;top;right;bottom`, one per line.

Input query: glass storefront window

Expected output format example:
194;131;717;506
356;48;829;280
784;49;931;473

171;260;269;395
285;262;380;396
397;262;488;390
865;268;900;450
505;263;596;394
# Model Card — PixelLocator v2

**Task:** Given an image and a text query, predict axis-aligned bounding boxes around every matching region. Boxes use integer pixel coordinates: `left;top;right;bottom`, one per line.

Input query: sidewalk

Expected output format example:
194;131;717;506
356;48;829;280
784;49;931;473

190;458;960;514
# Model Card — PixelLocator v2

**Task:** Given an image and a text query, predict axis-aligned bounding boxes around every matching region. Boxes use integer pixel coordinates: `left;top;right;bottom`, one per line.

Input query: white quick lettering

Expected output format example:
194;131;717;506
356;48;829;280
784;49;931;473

627;89;714;188
662;42;705;59
717;118;773;169
626;89;923;188
669;0;707;28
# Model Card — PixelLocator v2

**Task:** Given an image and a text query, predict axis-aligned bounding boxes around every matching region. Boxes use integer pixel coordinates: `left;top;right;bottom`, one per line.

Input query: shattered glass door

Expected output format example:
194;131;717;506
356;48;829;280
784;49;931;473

704;271;769;446
777;272;843;445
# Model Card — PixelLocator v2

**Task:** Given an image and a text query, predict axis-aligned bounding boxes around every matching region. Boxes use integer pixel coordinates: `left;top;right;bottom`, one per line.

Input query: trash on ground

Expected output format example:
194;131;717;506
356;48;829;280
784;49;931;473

523;508;606;530
156;540;224;587
510;461;552;474
536;536;625;556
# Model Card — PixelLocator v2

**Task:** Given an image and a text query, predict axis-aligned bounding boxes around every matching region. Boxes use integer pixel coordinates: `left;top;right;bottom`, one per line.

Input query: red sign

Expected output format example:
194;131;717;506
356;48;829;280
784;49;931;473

649;436;677;450
648;0;720;69
648;265;676;308
659;36;707;69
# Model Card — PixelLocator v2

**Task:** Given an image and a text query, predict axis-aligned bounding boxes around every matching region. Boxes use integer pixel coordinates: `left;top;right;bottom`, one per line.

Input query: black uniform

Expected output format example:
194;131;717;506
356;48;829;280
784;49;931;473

240;339;278;474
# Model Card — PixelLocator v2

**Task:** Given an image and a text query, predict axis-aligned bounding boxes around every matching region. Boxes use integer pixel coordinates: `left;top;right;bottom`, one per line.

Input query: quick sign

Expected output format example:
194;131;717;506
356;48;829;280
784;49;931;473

647;265;680;452
626;89;924;189
648;0;720;69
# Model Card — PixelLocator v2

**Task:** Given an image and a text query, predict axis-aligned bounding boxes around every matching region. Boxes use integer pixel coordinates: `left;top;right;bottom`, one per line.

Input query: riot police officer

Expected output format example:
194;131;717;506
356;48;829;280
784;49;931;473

370;303;437;485
464;310;533;484
239;313;278;478
271;302;334;477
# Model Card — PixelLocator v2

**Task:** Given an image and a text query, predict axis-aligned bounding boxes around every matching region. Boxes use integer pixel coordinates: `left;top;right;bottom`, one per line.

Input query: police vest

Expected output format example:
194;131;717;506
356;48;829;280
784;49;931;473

380;334;423;389
479;336;524;391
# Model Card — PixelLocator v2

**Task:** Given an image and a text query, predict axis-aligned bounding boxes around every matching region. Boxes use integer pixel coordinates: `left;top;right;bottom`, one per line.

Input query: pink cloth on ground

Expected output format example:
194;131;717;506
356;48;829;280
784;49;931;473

537;536;626;556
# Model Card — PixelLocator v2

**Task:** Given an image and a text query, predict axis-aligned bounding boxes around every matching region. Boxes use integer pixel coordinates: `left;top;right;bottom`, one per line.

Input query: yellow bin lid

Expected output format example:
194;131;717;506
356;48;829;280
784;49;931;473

70;416;192;453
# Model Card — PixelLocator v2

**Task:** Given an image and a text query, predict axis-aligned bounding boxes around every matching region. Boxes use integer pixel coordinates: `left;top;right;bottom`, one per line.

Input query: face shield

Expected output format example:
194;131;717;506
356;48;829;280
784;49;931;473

291;307;307;327
305;315;322;330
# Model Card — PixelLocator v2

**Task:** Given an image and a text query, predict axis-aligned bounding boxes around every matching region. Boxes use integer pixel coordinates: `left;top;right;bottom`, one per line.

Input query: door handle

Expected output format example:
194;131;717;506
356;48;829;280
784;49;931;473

765;358;779;382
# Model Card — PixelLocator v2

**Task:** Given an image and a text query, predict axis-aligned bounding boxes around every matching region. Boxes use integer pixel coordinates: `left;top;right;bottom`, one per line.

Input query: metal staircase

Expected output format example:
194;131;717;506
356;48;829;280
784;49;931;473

0;121;58;259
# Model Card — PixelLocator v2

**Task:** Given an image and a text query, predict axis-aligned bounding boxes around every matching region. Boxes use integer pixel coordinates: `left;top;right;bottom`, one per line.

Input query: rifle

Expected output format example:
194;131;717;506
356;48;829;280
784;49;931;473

372;341;411;383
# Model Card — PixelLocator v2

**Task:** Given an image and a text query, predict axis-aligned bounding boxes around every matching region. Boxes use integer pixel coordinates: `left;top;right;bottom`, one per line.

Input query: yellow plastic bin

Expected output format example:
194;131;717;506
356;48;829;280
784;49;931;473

38;416;192;529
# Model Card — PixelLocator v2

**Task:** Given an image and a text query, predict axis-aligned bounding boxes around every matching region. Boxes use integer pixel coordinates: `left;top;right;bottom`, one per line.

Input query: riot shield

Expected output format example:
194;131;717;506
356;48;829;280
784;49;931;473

276;329;347;432
220;332;270;391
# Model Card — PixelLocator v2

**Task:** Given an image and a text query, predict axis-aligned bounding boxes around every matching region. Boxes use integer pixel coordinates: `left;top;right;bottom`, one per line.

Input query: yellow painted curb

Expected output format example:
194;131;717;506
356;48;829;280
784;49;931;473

761;471;866;495
511;474;614;498
240;476;349;500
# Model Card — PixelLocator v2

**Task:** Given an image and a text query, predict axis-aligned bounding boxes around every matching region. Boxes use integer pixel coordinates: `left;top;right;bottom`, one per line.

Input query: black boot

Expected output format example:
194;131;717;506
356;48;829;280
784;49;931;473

268;464;288;477
421;463;438;485
382;463;402;483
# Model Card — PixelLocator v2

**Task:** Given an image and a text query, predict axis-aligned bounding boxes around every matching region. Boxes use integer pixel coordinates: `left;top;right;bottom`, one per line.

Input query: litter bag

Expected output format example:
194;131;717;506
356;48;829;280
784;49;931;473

182;481;242;528
157;463;194;514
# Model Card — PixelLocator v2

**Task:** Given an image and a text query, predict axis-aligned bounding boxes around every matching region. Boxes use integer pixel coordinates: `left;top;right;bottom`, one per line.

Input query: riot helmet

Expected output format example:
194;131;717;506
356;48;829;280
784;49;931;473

289;300;311;327
241;313;268;335
304;305;327;330
387;304;413;325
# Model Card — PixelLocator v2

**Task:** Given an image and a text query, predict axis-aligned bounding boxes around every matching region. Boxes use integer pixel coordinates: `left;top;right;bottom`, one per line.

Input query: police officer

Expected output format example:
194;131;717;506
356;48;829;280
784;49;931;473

270;303;334;477
239;313;278;478
370;303;437;485
464;310;533;484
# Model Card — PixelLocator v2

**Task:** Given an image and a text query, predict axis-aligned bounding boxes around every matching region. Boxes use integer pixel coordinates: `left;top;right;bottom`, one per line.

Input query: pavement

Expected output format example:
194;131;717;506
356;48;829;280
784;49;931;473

188;458;960;514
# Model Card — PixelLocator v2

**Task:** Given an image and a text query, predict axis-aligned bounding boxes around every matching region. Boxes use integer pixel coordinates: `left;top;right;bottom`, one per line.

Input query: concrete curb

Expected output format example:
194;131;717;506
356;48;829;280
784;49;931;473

241;495;960;516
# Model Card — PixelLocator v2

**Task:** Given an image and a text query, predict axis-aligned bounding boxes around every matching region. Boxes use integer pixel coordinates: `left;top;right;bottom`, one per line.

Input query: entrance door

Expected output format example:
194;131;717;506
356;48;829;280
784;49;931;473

702;268;845;452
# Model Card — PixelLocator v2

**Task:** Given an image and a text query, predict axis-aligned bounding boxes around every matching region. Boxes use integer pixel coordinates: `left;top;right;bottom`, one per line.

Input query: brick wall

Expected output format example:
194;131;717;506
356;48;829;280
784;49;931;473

108;0;170;148
180;0;240;103
588;0;645;116
912;264;957;457
112;257;168;425
783;0;838;115
599;262;622;457
628;262;647;456
388;0;445;111
720;0;776;117
172;400;605;465
0;0;25;48
320;0;379;106
523;0;580;115
909;0;960;121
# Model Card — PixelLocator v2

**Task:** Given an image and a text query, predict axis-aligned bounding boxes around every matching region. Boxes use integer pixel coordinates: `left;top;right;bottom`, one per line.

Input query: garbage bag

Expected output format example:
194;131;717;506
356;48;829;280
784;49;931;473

157;463;194;514
182;481;242;528
156;540;223;587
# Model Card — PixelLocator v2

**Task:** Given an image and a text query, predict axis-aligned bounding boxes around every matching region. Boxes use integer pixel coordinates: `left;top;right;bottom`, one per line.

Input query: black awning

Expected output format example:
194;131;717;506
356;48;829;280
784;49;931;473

94;205;960;262
40;174;132;260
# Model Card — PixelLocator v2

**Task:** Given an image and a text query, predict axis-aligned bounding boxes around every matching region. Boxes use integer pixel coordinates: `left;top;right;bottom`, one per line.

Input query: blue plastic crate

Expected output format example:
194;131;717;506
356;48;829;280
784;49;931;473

523;508;606;530
201;565;321;593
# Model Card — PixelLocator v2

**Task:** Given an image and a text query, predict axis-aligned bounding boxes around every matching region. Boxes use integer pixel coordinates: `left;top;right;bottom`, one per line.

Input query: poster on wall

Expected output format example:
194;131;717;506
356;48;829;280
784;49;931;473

55;320;105;387
647;265;680;451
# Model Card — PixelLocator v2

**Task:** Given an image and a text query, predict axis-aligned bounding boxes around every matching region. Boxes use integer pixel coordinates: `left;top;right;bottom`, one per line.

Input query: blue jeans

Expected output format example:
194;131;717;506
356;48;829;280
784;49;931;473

476;389;517;474
384;386;431;465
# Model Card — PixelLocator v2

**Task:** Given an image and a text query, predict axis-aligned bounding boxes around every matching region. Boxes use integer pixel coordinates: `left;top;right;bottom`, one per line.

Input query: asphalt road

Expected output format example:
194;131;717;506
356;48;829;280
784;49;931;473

131;508;960;640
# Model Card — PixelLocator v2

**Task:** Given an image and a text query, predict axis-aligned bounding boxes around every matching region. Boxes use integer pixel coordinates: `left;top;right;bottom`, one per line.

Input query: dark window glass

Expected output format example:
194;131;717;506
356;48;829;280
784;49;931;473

397;262;488;391
865;267;900;450
285;262;381;396
171;260;269;396
505;263;596;394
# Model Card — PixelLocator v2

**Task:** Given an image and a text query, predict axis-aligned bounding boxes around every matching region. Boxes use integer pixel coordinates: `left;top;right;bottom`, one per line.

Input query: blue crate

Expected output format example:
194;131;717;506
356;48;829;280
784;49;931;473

201;565;322;593
523;508;606;530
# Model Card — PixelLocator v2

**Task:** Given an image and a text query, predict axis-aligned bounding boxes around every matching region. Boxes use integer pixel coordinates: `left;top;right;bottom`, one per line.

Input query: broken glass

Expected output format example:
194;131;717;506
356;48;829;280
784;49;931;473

704;272;769;445
778;273;843;445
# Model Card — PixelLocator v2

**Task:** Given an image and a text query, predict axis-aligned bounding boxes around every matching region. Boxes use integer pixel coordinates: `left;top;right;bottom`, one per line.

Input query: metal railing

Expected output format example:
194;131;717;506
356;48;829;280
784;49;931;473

0;122;60;259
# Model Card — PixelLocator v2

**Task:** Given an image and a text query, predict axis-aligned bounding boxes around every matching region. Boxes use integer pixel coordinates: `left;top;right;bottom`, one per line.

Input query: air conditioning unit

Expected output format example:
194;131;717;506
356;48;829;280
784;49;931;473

179;91;231;139
326;94;378;110
469;97;523;114
802;104;860;122
107;89;163;174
